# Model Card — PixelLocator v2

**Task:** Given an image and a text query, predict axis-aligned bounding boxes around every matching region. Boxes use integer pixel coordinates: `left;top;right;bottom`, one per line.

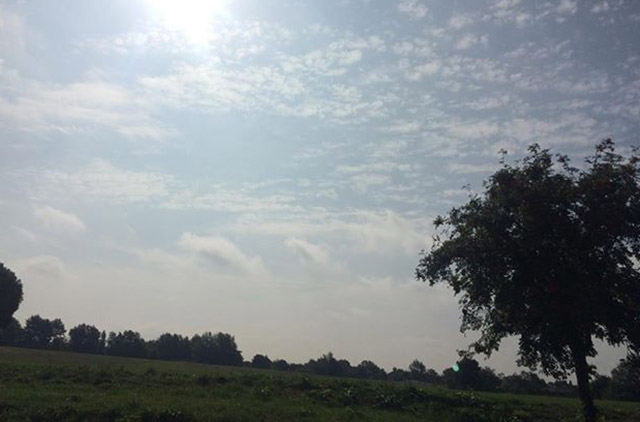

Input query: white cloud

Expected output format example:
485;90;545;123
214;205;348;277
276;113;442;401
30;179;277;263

0;78;171;140
34;206;86;234
556;0;577;15
384;120;422;134
285;237;330;265
405;60;441;80
233;209;430;255
449;14;475;29
397;0;429;19
393;41;414;55
139;58;387;123
351;173;391;192
502;114;598;147
163;184;299;213
179;233;266;274
590;2;610;13
12;226;38;242
36;160;173;204
455;34;479;50
0;4;29;62
487;0;534;26
15;255;65;281
449;162;498;174
445;120;500;140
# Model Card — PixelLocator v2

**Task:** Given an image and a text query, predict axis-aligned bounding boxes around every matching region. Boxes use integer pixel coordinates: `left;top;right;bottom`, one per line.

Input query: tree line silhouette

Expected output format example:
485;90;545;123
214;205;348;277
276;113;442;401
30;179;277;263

0;313;637;401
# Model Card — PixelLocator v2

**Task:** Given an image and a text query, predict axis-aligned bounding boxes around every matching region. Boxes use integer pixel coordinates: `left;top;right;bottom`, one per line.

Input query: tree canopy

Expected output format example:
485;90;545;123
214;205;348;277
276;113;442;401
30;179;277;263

69;324;103;354
416;140;640;422
608;353;640;402
0;262;23;328
24;315;66;349
191;332;243;366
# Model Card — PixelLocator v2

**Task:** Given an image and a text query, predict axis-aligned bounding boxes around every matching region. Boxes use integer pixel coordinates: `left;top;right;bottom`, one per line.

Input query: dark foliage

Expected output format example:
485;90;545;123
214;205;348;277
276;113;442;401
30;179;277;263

408;359;427;381
106;330;147;358
501;371;547;395
251;353;271;369
354;359;387;380
306;352;352;377
441;357;500;392
607;354;640;402
155;333;191;361
69;324;103;354
271;359;290;371
0;318;24;346
24;315;66;350
590;374;610;400
0;262;23;328
190;332;243;366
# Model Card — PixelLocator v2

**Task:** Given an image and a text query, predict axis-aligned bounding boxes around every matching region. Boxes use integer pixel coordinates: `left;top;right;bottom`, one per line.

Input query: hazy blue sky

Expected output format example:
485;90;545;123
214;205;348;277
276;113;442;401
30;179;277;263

1;0;638;374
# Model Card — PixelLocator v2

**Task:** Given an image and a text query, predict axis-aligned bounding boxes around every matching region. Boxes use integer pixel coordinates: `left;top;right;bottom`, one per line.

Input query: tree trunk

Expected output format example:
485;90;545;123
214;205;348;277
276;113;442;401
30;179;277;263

571;345;597;422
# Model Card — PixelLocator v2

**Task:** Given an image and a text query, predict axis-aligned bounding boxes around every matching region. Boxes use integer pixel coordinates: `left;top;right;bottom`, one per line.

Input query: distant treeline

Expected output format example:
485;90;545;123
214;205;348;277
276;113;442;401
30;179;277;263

0;314;638;402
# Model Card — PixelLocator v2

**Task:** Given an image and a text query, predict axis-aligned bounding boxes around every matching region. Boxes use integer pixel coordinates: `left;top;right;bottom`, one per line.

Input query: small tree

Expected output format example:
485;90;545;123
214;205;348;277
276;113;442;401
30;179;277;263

191;332;243;366
416;140;640;422
607;354;640;402
251;354;272;369
408;359;427;381
0;262;23;328
306;352;351;376
272;359;289;371
0;318;24;346
69;324;102;354
354;360;387;379
106;330;147;358
501;371;547;395
156;333;191;361
442;357;482;390
24;315;66;349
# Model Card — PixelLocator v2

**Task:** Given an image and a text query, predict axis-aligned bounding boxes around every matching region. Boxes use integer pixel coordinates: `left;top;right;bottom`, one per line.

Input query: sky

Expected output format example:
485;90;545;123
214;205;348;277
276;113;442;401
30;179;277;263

1;0;639;376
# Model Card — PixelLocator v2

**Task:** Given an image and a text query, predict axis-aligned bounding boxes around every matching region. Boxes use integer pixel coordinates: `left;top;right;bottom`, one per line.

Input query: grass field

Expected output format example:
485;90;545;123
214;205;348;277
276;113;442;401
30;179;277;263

0;347;638;421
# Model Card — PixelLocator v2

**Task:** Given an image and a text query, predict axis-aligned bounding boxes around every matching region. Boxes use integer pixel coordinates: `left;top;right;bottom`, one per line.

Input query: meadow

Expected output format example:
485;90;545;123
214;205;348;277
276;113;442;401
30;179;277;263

0;347;638;422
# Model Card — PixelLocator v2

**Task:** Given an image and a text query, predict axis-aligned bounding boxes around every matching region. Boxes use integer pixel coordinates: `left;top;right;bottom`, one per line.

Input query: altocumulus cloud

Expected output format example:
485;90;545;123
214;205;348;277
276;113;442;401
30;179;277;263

178;233;266;275
16;255;65;281
284;237;330;266
34;206;86;234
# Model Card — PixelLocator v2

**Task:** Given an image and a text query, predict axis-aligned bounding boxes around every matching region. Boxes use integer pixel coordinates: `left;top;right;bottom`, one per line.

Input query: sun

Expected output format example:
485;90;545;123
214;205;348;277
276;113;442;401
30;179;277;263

148;0;229;44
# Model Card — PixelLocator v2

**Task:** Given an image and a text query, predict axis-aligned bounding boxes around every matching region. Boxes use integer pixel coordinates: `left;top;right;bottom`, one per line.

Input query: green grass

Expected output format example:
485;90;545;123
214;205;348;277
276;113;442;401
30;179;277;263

0;347;638;421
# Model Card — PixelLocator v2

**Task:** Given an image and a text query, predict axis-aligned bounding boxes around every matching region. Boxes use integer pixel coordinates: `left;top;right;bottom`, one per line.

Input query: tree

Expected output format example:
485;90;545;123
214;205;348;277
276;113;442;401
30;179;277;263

0;262;23;328
272;359;289;371
190;332;243;366
354;360;386;380
607;354;640;402
408;359;427;381
590;374;610;400
106;330;147;358
501;371;547;395
416;140;640;422
306;352;351;377
423;368;441;384
69;324;103;354
388;367;410;382
24;315;66;349
442;357;485;391
251;354;272;369
156;333;191;361
0;318;24;346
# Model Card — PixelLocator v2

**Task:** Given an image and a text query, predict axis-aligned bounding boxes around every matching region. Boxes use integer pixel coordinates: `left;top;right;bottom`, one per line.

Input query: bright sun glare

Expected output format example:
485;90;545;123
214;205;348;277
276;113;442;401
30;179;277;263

149;0;228;44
